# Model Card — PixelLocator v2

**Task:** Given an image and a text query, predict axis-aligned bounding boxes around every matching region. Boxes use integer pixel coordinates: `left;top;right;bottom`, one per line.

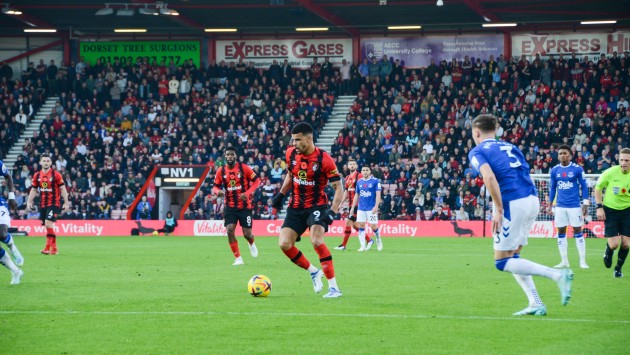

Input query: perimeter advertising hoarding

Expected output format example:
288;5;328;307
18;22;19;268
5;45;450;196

10;220;605;238
79;41;201;68
511;32;630;58
360;35;504;68
215;38;353;69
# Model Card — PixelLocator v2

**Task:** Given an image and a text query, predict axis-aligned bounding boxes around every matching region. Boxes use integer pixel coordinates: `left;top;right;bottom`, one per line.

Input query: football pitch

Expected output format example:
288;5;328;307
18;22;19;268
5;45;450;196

3;236;629;354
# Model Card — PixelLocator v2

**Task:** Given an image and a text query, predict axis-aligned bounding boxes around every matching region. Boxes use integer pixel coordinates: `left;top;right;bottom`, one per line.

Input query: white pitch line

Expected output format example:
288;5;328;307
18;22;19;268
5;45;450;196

1;310;627;324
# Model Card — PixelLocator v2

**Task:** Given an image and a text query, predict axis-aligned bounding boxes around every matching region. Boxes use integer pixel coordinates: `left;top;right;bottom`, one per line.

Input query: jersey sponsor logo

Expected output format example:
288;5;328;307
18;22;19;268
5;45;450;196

330;169;338;175
557;181;574;190
293;176;316;186
297;170;308;180
359;190;372;197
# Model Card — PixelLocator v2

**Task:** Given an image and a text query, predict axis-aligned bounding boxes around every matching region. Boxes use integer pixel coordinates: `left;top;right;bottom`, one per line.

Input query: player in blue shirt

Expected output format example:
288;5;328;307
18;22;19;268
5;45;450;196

0;160;24;284
549;144;590;269
469;115;572;316
350;166;382;251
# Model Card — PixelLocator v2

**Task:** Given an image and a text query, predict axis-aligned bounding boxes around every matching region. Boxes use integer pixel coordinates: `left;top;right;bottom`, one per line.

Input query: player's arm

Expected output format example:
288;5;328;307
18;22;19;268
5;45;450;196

594;169;609;221
479;163;503;235
329;179;344;214
60;185;71;212
3;172;17;211
548;168;557;212
578;169;590;215
241;166;261;201
26;186;39;211
350;190;359;211
372;189;381;214
212;170;224;196
271;171;292;210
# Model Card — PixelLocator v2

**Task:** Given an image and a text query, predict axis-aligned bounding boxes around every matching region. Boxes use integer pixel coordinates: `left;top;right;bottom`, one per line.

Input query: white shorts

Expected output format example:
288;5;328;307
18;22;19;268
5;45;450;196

0;205;11;227
356;210;378;224
494;195;539;251
554;207;583;228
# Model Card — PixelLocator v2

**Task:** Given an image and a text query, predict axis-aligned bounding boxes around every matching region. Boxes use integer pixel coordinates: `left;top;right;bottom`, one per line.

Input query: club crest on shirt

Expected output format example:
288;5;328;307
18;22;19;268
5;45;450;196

568;172;574;178
312;163;319;172
613;186;620;194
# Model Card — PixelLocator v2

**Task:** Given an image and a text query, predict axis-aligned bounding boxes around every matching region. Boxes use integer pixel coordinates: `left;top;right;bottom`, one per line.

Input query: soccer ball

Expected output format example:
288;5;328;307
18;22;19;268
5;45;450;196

248;274;272;297
151;231;158;236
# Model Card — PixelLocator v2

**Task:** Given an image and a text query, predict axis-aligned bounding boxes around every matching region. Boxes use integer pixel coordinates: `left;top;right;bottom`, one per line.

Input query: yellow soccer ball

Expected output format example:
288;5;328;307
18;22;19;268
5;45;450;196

152;231;159;236
247;274;272;297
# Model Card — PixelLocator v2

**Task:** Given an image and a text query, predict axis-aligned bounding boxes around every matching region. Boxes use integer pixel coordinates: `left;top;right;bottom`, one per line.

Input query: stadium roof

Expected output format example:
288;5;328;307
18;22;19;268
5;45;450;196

2;0;629;37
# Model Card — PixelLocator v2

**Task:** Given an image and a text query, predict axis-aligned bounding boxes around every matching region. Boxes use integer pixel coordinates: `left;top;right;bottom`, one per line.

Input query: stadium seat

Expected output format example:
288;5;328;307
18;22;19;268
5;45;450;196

120;209;128;220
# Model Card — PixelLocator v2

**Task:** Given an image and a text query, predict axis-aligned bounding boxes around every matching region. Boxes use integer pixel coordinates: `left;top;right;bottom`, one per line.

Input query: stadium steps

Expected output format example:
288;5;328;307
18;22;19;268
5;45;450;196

315;95;356;153
3;96;58;172
279;95;356;219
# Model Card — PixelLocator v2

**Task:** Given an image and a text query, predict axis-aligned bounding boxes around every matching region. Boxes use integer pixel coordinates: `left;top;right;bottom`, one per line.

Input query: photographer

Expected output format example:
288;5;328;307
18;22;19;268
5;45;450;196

136;196;152;220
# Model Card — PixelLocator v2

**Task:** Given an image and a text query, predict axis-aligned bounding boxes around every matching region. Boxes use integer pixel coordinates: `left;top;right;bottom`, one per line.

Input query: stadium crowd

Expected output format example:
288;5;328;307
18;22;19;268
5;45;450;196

0;50;628;221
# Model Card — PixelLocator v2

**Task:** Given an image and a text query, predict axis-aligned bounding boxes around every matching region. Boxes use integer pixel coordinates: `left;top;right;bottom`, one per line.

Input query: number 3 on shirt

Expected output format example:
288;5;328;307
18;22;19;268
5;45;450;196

500;146;522;168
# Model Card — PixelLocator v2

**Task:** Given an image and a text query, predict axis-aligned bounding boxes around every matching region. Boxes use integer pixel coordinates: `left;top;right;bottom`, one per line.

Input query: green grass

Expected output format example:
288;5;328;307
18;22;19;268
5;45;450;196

2;236;629;354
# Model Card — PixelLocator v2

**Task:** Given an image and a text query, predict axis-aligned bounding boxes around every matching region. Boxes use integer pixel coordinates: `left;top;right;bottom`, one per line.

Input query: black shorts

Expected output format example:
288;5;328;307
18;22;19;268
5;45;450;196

224;208;253;229
603;206;630;237
40;206;61;225
347;206;358;222
282;206;329;240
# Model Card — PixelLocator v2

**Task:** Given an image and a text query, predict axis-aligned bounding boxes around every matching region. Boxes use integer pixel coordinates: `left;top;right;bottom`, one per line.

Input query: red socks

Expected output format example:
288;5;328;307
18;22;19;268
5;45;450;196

283;246;311;270
341;227;351;247
229;241;240;258
315;244;335;279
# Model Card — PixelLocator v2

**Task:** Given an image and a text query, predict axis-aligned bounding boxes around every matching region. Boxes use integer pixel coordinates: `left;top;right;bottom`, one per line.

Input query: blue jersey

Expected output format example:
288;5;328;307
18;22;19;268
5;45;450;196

549;162;588;208
0;160;8;208
355;177;381;211
468;139;537;205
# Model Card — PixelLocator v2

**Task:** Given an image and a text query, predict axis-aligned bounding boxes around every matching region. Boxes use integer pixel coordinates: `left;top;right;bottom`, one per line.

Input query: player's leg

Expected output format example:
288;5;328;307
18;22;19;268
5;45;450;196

335;218;353;250
0;247;22;284
355;211;368;251
306;211;341;298
226;223;243;265
511;248;546;316
567;207;588;268
603;207;620;269
40;208;51;254
495;197;572;310
0;208;23;266
366;212;379;251
240;210;257;258
614;235;629;278
279;211;322;292
554;208;570;267
42;206;61;254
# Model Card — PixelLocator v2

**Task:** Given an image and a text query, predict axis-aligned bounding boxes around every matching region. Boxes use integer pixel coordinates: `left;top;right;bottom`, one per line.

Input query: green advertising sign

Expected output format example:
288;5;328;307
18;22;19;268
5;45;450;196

79;41;201;68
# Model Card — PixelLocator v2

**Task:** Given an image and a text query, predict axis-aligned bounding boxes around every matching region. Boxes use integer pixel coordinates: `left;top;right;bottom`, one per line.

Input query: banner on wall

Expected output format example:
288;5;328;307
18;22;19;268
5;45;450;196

79;41;201;68
360;35;504;68
511;32;630;58
10;220;606;238
215;38;353;69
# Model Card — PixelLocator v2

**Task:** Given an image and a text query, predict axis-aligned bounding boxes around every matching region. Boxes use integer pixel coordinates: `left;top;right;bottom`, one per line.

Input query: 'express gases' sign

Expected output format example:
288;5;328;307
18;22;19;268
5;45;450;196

216;38;353;69
80;41;201;68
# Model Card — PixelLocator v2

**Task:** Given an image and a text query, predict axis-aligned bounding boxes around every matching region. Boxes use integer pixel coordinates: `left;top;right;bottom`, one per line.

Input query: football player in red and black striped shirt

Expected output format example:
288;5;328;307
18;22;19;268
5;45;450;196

213;147;261;265
27;153;71;255
334;158;372;251
271;122;344;298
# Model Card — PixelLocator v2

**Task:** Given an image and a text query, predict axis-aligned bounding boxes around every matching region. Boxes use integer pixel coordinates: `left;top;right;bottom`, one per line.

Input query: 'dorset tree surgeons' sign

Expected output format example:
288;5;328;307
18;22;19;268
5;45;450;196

79;41;201;67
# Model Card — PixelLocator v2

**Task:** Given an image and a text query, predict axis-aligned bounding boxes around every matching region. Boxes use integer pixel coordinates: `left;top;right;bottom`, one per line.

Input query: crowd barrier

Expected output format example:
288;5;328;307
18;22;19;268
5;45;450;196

11;220;606;238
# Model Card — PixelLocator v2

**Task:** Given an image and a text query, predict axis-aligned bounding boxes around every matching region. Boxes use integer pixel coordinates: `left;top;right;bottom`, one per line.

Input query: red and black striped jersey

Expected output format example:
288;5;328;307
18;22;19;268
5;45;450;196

286;146;341;209
344;170;360;206
214;163;258;210
31;168;65;208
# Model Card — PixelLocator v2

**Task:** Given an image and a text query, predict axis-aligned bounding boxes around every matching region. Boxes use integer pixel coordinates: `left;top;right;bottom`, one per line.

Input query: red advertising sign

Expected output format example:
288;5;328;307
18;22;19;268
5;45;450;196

10;220;605;238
